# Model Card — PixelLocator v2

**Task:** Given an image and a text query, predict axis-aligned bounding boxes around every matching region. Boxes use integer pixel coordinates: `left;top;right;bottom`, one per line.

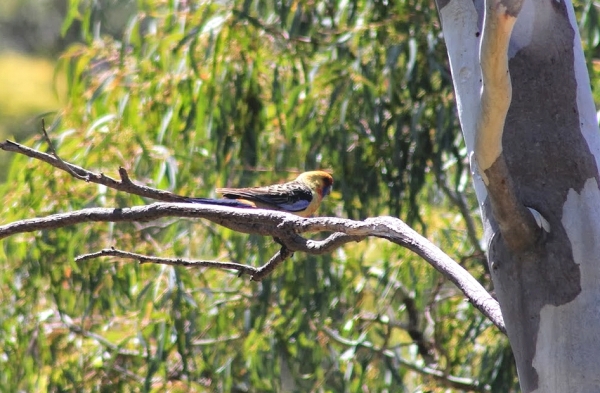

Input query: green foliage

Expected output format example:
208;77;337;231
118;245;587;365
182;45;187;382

578;0;600;104
0;0;531;391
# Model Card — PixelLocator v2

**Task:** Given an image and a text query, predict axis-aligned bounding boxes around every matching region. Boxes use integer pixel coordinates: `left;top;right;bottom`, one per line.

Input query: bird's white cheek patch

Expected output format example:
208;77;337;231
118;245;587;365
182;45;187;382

532;178;600;392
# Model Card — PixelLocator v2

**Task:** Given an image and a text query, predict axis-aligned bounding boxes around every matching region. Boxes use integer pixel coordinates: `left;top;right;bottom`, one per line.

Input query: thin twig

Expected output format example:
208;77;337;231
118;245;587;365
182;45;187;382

0;139;189;202
62;318;141;357
250;246;293;281
191;334;243;346
76;246;295;282
40;119;89;181
321;325;490;392
435;168;483;255
75;247;259;276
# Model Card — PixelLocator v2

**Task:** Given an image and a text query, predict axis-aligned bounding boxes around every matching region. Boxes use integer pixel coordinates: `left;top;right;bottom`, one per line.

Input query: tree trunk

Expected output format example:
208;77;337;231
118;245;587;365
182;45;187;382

435;0;600;391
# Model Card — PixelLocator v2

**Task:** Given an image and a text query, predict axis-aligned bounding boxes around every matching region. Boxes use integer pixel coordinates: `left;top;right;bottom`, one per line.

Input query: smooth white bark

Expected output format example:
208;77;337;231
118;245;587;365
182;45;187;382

533;178;600;392
439;0;489;206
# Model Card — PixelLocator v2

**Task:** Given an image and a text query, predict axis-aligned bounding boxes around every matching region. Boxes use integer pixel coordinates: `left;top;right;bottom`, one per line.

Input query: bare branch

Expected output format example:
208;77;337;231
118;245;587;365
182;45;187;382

0;202;505;333
0;139;189;202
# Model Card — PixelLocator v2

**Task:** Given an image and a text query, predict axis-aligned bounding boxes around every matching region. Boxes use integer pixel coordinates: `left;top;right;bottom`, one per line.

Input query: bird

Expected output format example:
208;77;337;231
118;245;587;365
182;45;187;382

185;171;333;217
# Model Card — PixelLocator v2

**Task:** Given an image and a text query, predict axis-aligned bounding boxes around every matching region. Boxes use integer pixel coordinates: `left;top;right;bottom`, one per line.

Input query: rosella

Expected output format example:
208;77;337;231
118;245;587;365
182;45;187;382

186;171;333;217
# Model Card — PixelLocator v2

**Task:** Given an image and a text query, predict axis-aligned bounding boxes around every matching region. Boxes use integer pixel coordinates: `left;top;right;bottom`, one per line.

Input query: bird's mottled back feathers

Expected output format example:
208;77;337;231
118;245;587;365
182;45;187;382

216;182;313;212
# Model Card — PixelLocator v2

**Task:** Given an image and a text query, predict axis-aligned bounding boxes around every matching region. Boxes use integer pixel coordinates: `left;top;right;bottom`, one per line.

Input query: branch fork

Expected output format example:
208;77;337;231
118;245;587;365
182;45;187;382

0;135;506;333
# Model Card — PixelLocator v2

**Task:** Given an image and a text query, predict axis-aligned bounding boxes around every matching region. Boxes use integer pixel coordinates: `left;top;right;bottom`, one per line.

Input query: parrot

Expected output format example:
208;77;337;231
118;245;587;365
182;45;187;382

185;171;333;217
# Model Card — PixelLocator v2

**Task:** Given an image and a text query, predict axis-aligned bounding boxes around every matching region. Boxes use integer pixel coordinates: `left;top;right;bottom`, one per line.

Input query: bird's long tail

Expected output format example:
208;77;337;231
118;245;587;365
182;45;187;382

184;197;256;209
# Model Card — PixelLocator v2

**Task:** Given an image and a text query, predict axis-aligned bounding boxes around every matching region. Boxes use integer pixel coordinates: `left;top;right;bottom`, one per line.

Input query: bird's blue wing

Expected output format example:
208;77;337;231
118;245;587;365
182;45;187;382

274;198;311;212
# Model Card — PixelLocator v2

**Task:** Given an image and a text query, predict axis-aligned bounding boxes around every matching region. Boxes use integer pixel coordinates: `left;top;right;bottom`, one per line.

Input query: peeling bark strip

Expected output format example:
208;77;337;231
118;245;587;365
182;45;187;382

476;0;520;177
477;0;542;253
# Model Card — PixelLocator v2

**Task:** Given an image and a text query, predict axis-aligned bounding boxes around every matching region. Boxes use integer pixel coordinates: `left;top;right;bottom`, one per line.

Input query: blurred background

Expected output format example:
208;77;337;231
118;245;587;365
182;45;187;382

1;0;600;391
0;0;134;171
0;0;106;185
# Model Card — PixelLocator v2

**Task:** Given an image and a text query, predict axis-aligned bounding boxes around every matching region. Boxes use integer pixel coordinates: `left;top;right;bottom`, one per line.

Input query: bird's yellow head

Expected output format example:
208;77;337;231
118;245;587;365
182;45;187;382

296;171;334;198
